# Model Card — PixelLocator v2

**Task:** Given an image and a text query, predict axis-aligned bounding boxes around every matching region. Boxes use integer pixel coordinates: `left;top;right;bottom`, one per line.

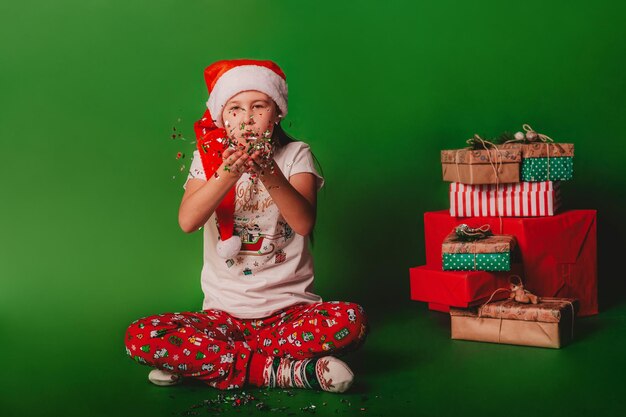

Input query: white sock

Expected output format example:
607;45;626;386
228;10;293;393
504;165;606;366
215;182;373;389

148;369;182;386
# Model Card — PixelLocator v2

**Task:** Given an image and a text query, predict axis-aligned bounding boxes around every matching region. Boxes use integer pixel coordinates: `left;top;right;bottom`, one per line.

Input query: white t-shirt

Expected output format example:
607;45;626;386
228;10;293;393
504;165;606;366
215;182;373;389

184;141;324;318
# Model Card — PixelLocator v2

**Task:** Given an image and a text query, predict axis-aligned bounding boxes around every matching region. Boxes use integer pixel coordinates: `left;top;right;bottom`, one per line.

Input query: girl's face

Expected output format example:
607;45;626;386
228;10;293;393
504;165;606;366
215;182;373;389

221;90;280;147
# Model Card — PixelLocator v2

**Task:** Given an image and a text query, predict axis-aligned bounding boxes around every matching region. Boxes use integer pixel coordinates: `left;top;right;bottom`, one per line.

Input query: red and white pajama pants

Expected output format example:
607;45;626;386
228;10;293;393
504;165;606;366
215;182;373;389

124;301;368;390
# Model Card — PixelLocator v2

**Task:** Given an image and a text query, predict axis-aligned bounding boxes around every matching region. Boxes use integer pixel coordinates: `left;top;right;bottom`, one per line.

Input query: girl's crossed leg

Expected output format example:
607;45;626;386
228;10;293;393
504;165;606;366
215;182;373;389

124;309;251;389
242;301;368;360
124;301;368;391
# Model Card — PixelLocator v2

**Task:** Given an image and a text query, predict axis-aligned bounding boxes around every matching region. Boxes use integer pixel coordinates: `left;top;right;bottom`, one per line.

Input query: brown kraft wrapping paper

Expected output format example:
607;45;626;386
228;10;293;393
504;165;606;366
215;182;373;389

442;233;516;254
450;298;578;348
441;144;522;164
441;163;520;184
521;143;574;158
441;145;522;185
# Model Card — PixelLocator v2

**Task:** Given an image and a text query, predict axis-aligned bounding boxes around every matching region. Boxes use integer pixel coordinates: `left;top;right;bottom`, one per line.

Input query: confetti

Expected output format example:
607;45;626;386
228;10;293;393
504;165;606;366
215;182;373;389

174;383;380;416
170;117;195;184
180;392;259;415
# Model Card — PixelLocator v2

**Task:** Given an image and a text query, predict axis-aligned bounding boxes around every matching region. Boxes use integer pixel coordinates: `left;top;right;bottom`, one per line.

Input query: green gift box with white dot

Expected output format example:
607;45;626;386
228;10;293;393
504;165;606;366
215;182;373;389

520;143;574;182
442;232;516;272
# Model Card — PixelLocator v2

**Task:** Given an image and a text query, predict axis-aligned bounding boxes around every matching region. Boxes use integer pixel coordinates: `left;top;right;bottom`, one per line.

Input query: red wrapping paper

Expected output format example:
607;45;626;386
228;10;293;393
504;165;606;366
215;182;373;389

409;264;524;312
424;210;598;316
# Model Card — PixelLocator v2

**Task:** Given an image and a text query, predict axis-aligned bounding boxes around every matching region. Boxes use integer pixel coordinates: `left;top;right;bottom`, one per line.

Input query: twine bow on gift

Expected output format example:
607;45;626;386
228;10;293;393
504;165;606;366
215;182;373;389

505;124;555;180
454;224;493;271
479;275;538;317
459;135;505;187
525;124;554;180
521;124;554;143
477;275;576;341
465;135;505;183
455;223;493;241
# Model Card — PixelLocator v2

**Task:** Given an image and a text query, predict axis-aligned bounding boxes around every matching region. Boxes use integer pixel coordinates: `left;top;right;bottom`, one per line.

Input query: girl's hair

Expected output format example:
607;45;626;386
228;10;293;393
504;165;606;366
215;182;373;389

272;122;295;147
273;122;323;175
273;122;323;246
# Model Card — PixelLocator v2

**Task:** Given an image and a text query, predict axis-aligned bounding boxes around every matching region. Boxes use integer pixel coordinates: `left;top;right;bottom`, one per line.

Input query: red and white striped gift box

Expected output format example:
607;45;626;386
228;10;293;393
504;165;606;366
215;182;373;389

450;182;560;217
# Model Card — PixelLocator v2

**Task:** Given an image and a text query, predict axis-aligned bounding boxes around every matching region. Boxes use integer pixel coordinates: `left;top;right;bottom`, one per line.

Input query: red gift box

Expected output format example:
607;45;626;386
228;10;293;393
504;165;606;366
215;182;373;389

409;264;524;313
424;210;598;316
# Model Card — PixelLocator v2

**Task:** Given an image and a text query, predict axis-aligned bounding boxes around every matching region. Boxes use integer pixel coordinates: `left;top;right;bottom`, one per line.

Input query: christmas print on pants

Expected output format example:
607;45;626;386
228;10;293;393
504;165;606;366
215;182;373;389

124;301;368;390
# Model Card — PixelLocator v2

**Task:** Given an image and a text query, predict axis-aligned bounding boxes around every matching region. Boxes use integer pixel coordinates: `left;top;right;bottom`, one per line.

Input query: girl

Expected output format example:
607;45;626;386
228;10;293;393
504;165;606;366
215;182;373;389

124;59;368;393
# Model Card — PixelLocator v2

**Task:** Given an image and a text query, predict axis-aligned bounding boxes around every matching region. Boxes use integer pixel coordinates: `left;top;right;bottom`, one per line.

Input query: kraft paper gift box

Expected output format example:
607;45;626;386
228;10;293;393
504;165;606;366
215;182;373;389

450;297;579;348
442;232;516;272
441;144;521;185
409;264;524;313
449;181;561;217
423;210;598;316
520;142;574;182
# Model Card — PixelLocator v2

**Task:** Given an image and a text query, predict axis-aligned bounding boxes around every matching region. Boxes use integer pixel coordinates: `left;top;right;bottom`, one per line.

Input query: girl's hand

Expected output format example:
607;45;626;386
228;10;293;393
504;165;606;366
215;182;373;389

220;148;251;180
244;150;262;173
246;149;276;176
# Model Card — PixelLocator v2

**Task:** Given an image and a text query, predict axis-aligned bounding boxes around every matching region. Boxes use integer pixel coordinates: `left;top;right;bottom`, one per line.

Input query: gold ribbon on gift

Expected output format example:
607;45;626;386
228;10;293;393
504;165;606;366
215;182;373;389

478;275;576;341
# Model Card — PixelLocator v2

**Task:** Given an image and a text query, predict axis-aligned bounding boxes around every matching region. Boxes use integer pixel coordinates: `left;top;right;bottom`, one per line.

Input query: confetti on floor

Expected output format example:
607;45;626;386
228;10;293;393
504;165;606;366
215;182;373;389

177;388;375;415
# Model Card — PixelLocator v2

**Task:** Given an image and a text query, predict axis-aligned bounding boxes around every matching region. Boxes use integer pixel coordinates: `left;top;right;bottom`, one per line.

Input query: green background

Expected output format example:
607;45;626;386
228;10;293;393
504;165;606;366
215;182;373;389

2;1;625;416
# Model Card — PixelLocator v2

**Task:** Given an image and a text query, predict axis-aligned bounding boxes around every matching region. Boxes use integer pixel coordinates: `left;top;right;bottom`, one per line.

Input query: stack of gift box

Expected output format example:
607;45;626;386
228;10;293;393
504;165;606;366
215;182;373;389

409;125;597;348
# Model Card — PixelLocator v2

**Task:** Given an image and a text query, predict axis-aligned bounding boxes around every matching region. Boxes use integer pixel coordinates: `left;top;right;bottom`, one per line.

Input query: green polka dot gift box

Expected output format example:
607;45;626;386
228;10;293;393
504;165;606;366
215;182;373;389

520;143;574;182
442;232;516;272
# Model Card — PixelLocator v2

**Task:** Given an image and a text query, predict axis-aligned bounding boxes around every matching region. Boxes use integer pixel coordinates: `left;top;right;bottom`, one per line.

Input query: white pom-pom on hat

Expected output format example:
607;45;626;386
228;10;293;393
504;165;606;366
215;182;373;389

216;235;243;259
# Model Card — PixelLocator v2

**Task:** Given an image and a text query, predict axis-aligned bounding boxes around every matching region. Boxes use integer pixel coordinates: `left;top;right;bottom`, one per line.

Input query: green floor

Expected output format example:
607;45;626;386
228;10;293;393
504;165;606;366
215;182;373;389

5;299;626;417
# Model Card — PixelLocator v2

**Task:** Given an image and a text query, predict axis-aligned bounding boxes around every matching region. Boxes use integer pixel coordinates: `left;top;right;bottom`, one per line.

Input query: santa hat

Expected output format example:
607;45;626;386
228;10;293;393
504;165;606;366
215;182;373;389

205;59;288;128
194;59;289;259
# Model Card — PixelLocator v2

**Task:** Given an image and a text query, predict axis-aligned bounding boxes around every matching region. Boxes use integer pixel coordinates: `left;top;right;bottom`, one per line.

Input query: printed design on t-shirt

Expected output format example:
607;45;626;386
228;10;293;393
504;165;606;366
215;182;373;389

280;221;294;242
234;180;275;214
233;217;273;256
233;217;295;257
223;169;302;276
274;249;286;264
